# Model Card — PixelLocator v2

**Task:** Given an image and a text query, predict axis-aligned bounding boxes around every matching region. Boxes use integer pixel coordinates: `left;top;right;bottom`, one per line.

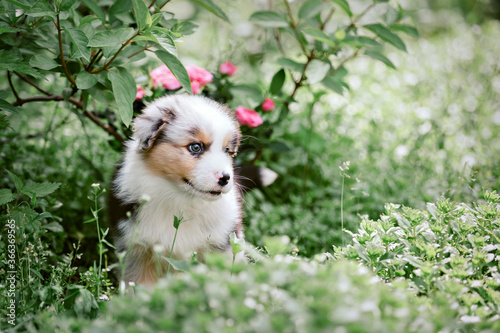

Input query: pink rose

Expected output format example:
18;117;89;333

261;98;275;112
219;61;237;76
135;86;146;100
187;65;213;87
150;65;182;90
235;106;263;128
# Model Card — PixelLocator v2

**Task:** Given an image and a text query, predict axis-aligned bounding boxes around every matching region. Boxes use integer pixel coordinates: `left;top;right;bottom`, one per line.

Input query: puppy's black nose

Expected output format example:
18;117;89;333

218;173;230;187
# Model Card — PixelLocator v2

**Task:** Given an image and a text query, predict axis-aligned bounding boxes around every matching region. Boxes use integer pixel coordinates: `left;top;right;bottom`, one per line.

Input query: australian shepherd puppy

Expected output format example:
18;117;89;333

108;94;245;286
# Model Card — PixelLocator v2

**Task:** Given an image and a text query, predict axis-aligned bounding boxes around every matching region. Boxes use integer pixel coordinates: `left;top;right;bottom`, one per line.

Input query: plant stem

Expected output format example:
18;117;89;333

341;175;345;247
55;14;76;86
91;31;141;74
166;227;179;275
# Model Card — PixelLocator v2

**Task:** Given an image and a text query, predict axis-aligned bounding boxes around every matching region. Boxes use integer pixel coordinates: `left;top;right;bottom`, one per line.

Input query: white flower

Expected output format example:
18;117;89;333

91;183;100;188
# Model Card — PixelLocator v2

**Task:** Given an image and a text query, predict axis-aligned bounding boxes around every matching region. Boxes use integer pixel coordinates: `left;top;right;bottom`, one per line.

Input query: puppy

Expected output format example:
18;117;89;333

108;95;244;286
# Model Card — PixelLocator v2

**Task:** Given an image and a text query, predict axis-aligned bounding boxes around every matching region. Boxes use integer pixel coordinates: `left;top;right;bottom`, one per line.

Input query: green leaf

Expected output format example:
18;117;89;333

384;4;399;25
0;114;9;130
305;59;330;84
109;67;136;127
0;50;43;79
298;0;325;20
0;99;18;113
277;57;305;72
0;189;15;205
61;23;91;62
26;0;56;18
364;49;396;69
23;182;61;197
249;11;288;28
131;0;152;30
81;0;106;22
270;69;286;95
389;24;419;38
29;54;59;70
6;170;23;192
139;28;177;56
43;221;64;232
364;23;407;52
331;0;352;17
87;28;135;48
155;50;192;95
321;76;347;95
343;35;381;48
302;28;335;47
76;71;98;89
190;0;229;22
163;257;193;272
268;140;291;153
57;0;78;11
230;232;245;255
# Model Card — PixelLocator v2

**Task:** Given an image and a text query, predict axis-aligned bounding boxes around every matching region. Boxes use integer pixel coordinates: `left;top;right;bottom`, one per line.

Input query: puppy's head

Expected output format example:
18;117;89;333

133;95;241;200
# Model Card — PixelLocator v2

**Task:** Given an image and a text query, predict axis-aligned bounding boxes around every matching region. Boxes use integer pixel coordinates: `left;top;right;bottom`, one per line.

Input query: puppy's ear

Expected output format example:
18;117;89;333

133;115;169;151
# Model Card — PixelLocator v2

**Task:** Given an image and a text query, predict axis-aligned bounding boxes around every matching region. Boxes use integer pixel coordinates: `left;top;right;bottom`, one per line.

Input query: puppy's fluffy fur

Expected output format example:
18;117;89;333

108;95;244;286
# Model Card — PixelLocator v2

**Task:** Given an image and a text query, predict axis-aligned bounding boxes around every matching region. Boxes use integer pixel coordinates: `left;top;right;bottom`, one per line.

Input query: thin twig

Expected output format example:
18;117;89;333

7;71;21;102
55;14;76;86
14;72;52;96
0;115;72;145
91;31;141;74
283;0;309;55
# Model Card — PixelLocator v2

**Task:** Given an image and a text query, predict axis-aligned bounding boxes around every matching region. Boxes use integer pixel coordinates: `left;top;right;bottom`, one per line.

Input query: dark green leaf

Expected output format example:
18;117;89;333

389;24;419;38
23;182;61;197
109;67;137;126
364;49;396;69
4;0;31;10
76;71;98;89
0;114;8;130
0;50;43;79
190;0;229;22
277;57;305;72
268;140;291;153
331;0;352;17
364;23;407;52
270;69;286;95
6;170;22;192
249;11;288;28
26;0;56;18
61;23;91;61
0;99;18;113
298;0;325;20
131;0;152;30
155;50;193;95
81;0;106;22
43;222;64;232
57;0;78;11
302;28;335;47
29;54;59;70
0;22;22;33
0;189;15;205
305;59;330;84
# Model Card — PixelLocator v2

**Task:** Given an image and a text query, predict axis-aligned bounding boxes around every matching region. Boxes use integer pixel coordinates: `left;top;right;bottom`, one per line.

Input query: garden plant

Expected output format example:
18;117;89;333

1;0;499;331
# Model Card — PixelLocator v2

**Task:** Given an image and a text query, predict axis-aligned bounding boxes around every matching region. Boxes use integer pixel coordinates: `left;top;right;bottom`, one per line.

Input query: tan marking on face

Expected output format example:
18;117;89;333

143;141;197;181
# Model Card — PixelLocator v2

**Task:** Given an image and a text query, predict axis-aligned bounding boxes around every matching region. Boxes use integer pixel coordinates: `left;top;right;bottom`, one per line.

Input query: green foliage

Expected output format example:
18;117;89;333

335;192;500;328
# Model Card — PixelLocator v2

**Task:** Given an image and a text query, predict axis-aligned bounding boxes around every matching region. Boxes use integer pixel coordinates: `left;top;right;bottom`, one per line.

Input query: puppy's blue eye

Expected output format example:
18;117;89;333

188;143;203;154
